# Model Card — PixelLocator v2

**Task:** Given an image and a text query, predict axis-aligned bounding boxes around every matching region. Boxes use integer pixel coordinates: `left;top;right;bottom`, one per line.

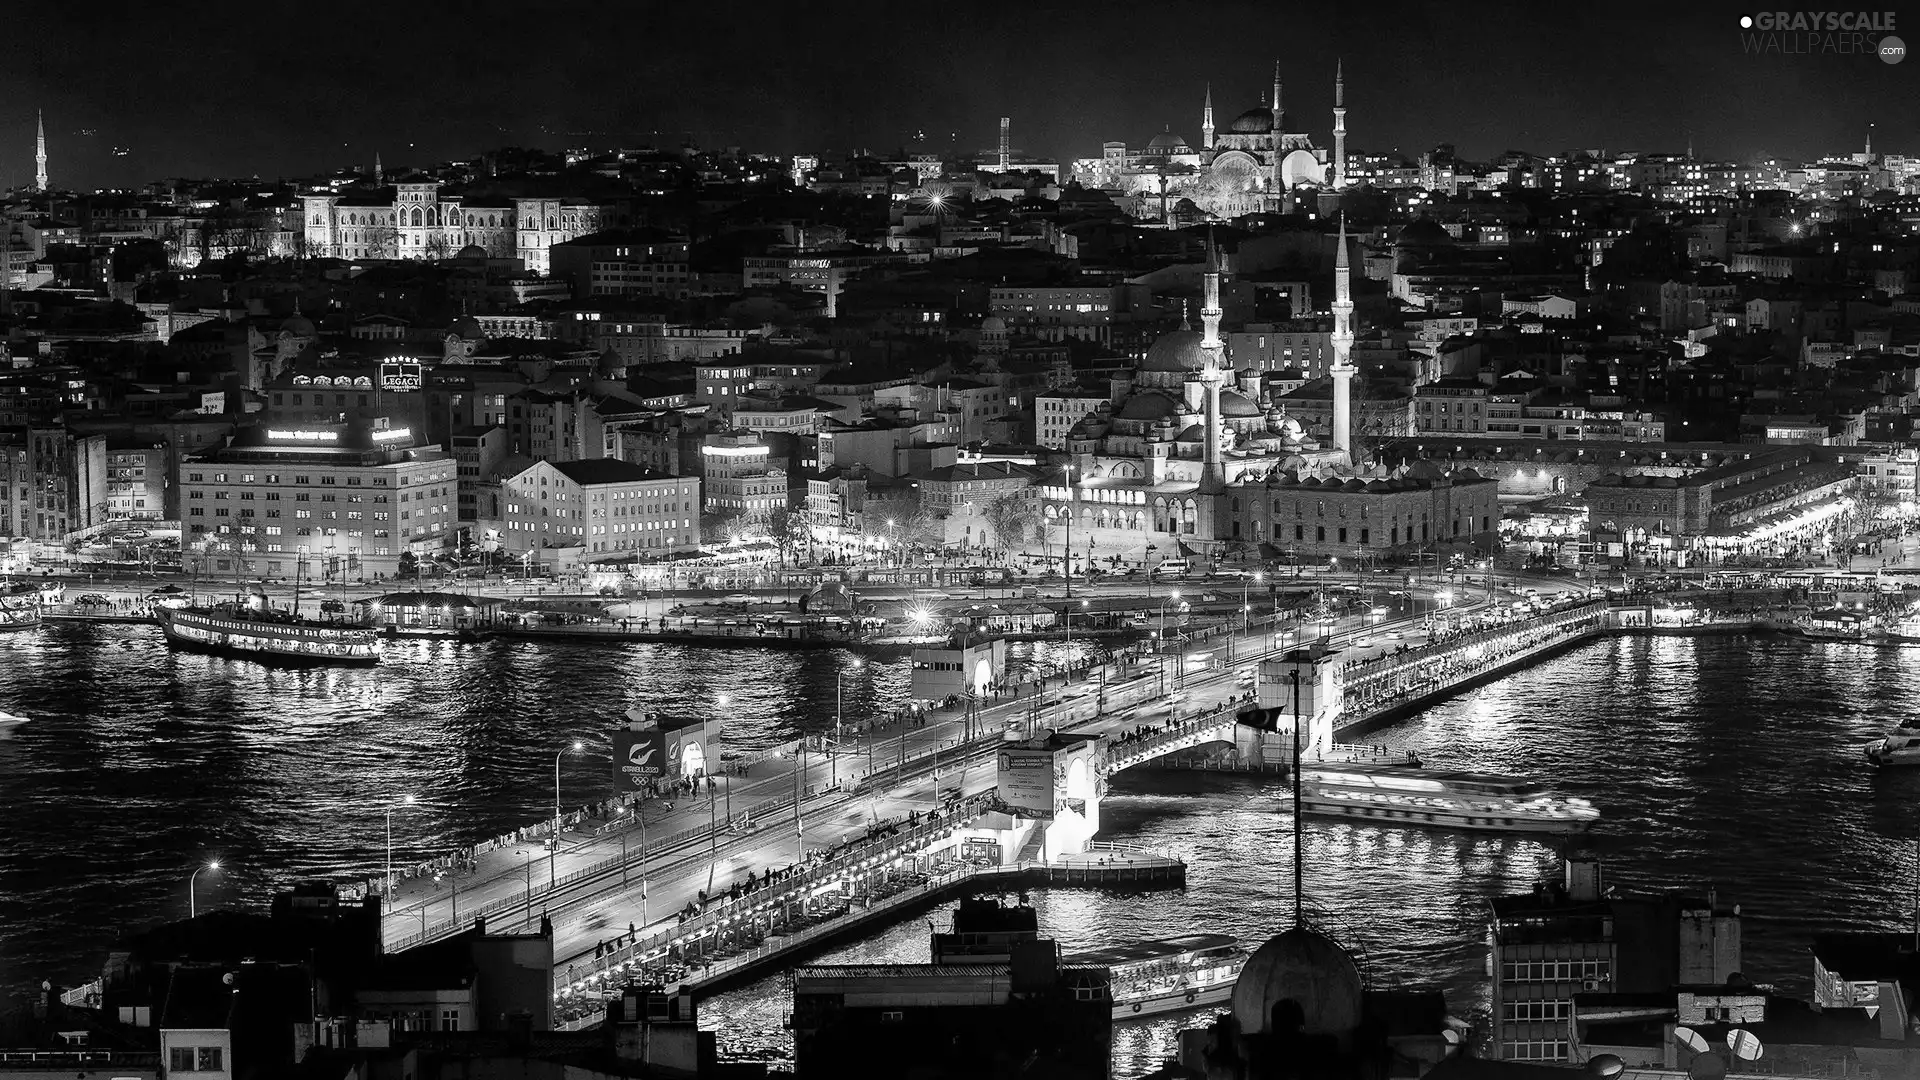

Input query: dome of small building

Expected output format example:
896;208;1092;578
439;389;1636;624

1142;329;1207;373
1175;423;1206;443
1220;389;1263;419
456;244;488;260
1231;926;1365;1038
1229;107;1275;134
1117;391;1182;422
979;315;1007;335
449;315;486;342
280;313;316;337
1278;416;1305;439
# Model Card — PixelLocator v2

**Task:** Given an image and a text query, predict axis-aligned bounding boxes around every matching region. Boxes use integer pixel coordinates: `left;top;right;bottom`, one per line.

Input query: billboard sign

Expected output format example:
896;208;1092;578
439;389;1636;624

379;360;423;392
996;746;1056;820
612;726;668;794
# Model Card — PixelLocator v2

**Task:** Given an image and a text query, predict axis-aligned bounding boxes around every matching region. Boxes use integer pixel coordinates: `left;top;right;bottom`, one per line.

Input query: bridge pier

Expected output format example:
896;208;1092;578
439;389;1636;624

1256;645;1346;760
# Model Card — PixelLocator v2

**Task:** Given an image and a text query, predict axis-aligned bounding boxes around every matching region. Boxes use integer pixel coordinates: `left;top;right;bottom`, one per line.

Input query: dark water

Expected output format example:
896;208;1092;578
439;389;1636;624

2;627;1916;1077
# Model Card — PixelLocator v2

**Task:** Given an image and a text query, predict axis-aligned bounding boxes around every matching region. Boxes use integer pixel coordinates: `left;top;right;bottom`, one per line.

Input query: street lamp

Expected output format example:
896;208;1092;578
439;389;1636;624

189;860;221;919
552;741;583;886
385;794;417;900
520;851;535;931
1061;463;1075;599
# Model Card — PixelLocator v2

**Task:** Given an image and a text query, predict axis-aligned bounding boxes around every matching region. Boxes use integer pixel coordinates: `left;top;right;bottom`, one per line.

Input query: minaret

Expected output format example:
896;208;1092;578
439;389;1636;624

1202;84;1215;150
34;111;48;192
998;117;1011;173
1332;60;1347;188
1197;232;1228;495
1330;214;1356;466
1272;62;1284;131
374;152;383;184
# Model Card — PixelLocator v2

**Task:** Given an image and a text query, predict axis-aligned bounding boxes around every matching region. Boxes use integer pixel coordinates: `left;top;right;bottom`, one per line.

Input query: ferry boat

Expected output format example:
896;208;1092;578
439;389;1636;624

0;593;40;631
1867;718;1920;767
158;603;381;666
1066;934;1244;1020
1798;609;1867;643
1294;762;1599;834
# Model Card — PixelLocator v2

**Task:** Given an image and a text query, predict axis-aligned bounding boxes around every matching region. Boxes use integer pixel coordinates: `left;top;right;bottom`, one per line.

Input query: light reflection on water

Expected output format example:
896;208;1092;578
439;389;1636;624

3;629;1920;1077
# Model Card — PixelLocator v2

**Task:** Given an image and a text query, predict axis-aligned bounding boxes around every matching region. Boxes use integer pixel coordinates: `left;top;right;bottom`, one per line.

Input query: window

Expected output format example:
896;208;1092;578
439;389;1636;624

441;1008;459;1031
170;1048;196;1072
197;1046;224;1071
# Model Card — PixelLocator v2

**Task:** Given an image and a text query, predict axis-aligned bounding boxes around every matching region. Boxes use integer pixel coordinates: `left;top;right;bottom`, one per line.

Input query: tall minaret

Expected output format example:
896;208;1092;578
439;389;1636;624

1201;84;1215;150
998;117;1011;173
1332;60;1347;188
1330;214;1356;466
1272;62;1284;131
1197;232;1228;495
374;151;383;184
34;111;48;192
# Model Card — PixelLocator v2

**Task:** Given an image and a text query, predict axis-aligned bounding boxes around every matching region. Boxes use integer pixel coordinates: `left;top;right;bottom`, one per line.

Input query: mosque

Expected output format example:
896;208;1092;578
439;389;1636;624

1042;217;1500;567
1072;62;1350;221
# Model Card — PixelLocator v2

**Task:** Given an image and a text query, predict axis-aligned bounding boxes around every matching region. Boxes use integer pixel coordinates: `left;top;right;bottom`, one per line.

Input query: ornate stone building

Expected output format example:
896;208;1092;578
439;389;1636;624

300;178;608;273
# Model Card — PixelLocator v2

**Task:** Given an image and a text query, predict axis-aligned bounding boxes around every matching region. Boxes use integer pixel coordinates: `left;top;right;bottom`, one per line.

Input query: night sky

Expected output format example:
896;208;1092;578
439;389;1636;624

1;0;1911;191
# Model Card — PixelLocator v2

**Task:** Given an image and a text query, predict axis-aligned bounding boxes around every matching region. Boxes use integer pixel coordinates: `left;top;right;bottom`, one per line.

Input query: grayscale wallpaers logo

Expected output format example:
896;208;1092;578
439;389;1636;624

1737;12;1904;62
628;744;658;766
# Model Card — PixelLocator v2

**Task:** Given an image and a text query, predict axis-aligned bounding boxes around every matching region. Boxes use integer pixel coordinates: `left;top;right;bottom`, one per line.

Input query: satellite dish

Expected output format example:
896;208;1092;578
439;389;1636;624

1674;1026;1710;1054
1588;1054;1625;1078
1727;1029;1765;1061
1687;1052;1727;1080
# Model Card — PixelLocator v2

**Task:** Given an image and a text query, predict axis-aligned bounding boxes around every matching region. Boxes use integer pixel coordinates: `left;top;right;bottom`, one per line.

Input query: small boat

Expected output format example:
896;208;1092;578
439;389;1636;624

0;594;40;631
1867;719;1920;767
1798;609;1867;643
1293;762;1599;835
1065;934;1245;1020
0;711;29;726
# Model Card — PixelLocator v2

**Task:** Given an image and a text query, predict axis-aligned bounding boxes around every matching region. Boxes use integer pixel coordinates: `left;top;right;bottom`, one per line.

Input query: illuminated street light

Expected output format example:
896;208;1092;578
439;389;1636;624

551;742;583;886
384;794;417;899
189;860;221;919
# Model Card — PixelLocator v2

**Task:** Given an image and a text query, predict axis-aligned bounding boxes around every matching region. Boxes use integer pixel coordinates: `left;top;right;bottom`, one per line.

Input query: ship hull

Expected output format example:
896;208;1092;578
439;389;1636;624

1113;978;1234;1020
1299;796;1595;835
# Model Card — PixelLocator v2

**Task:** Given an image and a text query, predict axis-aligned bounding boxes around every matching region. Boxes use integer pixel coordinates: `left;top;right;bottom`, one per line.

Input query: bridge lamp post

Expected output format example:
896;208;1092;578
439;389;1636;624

551;741;583;888
385;794;416;901
188;860;221;920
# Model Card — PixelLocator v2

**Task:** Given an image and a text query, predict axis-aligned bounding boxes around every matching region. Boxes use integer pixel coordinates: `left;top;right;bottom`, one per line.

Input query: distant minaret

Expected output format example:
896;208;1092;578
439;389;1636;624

1202;84;1215;150
1332;60;1347;188
374;152;383;184
1198;232;1228;495
1272;61;1284;131
34;111;47;192
997;117;1011;173
1867;123;1875;160
1330;213;1356;465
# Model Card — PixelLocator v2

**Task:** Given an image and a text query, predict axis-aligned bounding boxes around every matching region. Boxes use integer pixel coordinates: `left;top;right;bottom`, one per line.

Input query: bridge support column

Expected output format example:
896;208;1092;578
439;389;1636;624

1256;645;1346;761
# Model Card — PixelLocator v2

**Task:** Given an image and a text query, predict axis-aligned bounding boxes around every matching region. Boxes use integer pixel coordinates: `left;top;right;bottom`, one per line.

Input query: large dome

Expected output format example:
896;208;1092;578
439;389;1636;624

1220;389;1263;418
280;313;316;337
1230;926;1364;1038
1228;107;1275;134
1116;390;1182;422
1142;329;1206;373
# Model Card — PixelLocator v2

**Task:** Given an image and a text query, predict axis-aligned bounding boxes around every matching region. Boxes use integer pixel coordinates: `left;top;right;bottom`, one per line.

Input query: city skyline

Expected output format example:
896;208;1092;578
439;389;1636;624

2;0;1909;191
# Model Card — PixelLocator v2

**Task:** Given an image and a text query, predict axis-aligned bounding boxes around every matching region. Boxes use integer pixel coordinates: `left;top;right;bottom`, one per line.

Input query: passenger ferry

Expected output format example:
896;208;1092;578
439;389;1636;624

159;604;381;666
1867;718;1920;767
1066;934;1244;1020
1294;762;1599;834
1798;609;1867;643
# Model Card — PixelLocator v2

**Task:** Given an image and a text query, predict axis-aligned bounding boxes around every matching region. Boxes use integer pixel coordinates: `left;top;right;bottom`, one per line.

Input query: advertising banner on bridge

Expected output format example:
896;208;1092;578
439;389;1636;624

612;725;668;794
996;746;1056;819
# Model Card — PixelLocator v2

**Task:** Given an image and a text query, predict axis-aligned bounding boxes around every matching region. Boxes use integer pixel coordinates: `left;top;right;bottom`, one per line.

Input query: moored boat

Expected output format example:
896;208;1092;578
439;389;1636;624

1294;762;1599;834
1065;934;1244;1020
1867;719;1920;767
1798;608;1867;642
158;604;381;666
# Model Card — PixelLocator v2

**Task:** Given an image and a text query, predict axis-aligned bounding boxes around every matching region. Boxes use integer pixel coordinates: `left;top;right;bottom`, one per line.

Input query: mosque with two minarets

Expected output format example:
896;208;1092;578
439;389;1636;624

1040;215;1501;566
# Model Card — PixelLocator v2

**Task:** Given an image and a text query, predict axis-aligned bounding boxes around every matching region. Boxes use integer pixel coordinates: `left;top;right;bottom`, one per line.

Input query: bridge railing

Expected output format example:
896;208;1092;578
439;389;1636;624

553;791;1001;992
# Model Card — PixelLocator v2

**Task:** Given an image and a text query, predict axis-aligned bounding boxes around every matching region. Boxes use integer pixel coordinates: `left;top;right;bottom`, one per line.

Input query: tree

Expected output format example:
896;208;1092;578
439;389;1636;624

397;552;419;580
766;506;800;568
983;493;1039;557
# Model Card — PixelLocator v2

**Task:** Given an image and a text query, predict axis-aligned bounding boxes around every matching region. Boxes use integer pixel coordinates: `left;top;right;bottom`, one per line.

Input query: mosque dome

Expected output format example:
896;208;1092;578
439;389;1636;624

1146;130;1189;153
1231;926;1365;1038
1229;107;1276;134
449;315;486;342
1142;329;1206;373
1277;415;1304;440
456;244;488;260
980;315;1007;335
1117;391;1182;422
280;313;316;337
1220;389;1263;418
